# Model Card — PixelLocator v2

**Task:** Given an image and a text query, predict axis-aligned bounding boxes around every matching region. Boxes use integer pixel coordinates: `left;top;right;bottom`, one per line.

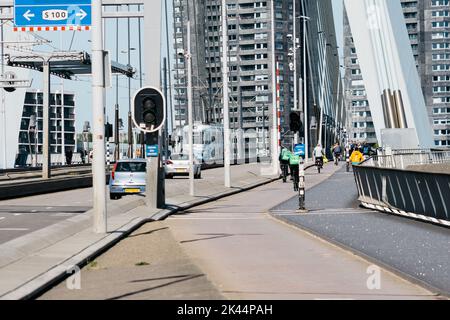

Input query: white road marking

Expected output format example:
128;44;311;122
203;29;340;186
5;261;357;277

14;214;21;216
0;217;5;221
0;228;29;231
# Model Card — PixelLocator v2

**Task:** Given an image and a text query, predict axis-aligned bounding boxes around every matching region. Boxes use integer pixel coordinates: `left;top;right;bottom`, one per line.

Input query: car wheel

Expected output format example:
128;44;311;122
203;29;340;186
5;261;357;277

110;194;121;200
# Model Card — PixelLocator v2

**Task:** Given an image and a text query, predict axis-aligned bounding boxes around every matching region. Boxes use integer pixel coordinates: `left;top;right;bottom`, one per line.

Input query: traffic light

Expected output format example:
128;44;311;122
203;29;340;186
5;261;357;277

132;87;166;133
289;111;302;133
105;123;113;139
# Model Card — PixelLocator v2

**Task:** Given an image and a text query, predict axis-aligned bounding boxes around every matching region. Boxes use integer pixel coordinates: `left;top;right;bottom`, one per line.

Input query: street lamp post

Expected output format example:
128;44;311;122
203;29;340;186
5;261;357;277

289;11;310;155
222;0;231;188
186;21;195;197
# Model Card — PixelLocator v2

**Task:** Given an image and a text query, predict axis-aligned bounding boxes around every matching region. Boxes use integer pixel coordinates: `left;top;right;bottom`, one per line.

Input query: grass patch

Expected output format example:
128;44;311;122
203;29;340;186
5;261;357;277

135;261;150;266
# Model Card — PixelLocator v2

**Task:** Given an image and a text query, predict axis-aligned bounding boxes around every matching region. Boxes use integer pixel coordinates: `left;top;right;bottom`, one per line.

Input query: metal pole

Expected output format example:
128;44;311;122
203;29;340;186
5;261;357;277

163;0;174;132
187;21;195;196
114;5;120;161
163;58;169;160
221;0;231;188
42;60;51;179
127;8;133;158
59;32;65;165
0;9;6;169
270;0;279;175
263;104;266;156
293;0;298;145
303;14;308;161
91;0;107;234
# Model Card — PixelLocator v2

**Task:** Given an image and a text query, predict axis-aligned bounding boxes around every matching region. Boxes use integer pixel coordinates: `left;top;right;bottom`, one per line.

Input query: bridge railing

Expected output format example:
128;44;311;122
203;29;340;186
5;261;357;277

353;149;450;226
361;150;450;170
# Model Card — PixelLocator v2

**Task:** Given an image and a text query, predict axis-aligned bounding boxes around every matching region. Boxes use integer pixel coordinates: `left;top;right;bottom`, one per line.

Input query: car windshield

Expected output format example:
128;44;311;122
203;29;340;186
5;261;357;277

115;162;146;172
171;154;189;161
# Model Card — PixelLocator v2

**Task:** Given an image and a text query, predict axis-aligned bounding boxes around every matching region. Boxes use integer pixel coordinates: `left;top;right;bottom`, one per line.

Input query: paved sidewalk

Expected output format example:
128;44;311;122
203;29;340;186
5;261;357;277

39;222;224;300
0;163;277;299
165;163;438;300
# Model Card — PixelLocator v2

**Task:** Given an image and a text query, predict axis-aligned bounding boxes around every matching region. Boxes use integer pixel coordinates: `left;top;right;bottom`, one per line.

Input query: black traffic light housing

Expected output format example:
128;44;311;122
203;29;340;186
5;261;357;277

105;123;113;139
289;111;302;133
132;87;166;133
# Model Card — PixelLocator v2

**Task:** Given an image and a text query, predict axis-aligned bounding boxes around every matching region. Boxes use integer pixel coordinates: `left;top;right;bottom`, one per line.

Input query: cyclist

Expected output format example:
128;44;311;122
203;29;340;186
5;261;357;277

279;147;291;183
332;143;342;166
313;144;325;173
289;153;302;192
350;148;365;166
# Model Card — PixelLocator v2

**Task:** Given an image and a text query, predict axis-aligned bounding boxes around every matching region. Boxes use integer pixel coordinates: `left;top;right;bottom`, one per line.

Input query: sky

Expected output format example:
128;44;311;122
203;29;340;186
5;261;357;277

28;0;344;134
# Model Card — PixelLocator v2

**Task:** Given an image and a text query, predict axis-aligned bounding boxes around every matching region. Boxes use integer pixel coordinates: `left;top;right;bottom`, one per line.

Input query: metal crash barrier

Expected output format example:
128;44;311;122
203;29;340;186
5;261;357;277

353;153;450;226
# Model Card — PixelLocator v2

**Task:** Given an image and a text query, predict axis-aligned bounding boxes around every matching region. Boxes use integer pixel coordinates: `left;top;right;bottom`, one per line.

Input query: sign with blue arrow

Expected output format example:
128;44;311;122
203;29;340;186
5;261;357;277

14;0;92;28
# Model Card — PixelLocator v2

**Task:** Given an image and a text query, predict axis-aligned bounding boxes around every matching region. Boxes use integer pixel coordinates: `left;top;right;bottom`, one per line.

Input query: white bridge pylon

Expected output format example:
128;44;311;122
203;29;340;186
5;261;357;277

344;0;433;148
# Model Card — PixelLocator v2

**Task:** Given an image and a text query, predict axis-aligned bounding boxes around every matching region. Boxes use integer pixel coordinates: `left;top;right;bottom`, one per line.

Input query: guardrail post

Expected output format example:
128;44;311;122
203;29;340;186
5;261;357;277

298;163;307;213
381;174;387;203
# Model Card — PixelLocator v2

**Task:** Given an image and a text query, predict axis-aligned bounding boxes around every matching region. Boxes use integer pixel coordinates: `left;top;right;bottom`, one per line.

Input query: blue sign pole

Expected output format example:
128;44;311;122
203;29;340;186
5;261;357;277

14;0;92;28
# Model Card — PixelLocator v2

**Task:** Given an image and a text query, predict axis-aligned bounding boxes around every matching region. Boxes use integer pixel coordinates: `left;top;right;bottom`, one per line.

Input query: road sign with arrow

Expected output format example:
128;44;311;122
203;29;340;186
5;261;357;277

14;0;91;28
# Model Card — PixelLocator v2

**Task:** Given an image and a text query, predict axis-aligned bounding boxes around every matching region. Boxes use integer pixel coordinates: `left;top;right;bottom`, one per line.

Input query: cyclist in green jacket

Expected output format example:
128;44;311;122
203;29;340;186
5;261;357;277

279;147;291;183
289;154;302;191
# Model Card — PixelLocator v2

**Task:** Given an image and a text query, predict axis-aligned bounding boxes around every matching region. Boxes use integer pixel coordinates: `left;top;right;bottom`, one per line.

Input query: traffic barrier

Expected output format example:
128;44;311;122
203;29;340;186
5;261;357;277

0;174;109;201
353;165;450;226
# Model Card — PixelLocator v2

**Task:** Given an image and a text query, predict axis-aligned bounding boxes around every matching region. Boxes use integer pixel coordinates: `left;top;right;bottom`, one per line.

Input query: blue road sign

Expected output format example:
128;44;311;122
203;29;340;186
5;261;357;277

146;145;159;158
294;144;306;157
14;0;92;27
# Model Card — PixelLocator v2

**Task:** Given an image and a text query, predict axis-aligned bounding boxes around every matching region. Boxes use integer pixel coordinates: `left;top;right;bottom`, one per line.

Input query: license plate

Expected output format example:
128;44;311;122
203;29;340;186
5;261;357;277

176;168;187;173
125;189;140;193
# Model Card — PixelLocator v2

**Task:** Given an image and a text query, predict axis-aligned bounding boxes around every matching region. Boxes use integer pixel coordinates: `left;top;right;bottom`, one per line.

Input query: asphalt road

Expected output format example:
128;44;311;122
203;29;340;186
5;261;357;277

271;166;450;296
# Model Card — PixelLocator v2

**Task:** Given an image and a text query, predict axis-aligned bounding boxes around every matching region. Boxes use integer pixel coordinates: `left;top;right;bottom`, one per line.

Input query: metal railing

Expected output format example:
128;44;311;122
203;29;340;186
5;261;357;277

353;165;450;225
362;150;450;170
353;148;450;225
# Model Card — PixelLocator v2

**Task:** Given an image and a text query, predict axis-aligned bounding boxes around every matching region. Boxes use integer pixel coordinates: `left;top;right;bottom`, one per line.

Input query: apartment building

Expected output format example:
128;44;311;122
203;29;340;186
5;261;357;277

173;0;341;155
15;90;76;166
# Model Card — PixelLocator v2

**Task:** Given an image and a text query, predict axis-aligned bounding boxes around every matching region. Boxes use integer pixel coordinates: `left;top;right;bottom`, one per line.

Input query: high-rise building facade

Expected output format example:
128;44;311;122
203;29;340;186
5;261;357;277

173;0;342;156
344;0;450;147
15;90;76;166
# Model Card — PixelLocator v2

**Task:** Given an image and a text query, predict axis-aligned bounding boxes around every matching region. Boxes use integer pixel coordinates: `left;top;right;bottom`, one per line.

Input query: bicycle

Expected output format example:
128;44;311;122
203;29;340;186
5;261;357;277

334;153;341;166
291;166;299;191
346;153;351;172
315;158;323;174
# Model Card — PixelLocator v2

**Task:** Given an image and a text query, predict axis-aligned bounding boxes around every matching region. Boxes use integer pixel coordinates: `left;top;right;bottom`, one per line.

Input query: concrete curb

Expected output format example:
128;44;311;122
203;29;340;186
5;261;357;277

0;175;280;300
